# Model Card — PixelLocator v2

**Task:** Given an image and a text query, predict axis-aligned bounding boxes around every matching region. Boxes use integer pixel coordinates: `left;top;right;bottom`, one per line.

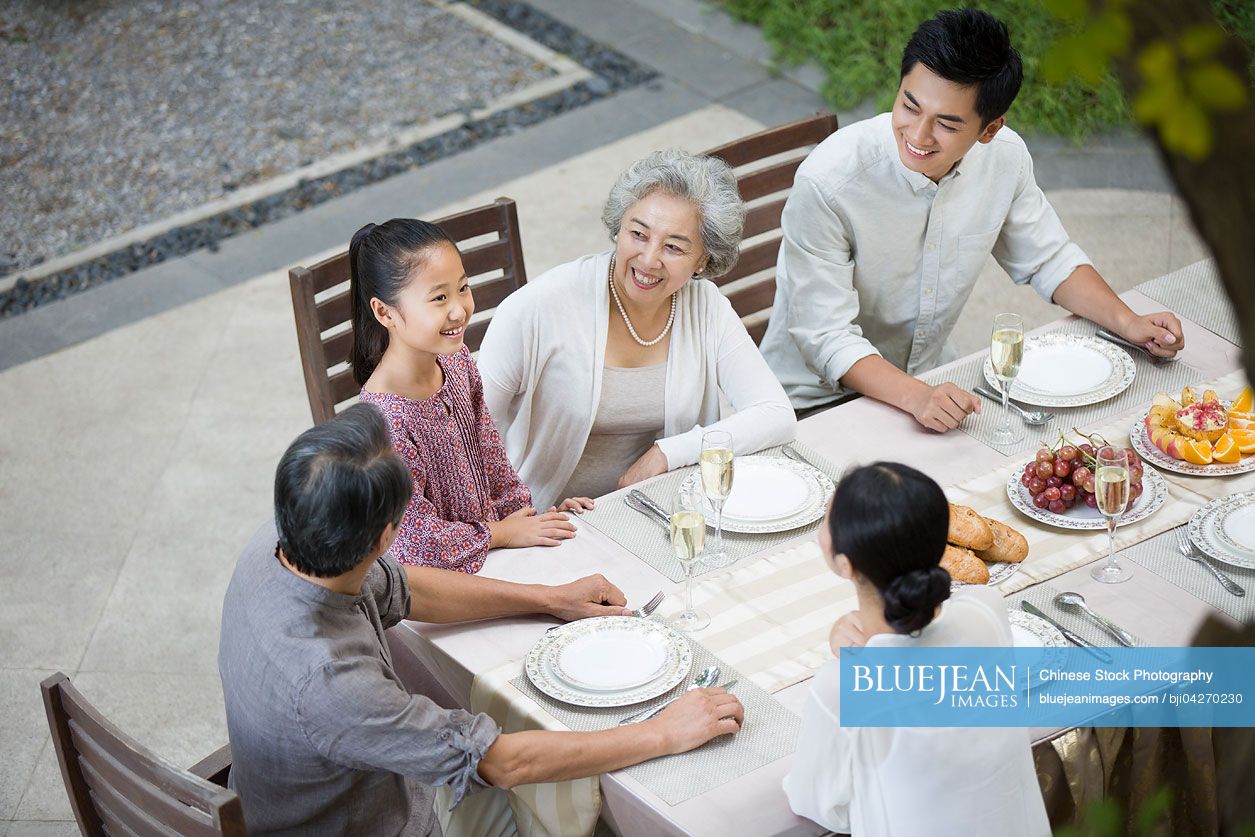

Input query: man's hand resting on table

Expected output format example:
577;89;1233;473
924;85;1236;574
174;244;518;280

906;381;980;433
545;574;632;621
649;688;745;753
1117;311;1185;359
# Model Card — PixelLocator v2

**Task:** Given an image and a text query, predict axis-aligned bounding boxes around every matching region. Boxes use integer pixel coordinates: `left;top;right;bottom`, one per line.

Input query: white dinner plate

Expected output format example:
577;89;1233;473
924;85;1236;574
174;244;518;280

719;458;813;522
1188;493;1255;570
1009;609;1067;649
552;623;669;692
1006;463;1167;530
983;333;1135;407
680;455;834;534
1129;403;1255;477
525;617;692;708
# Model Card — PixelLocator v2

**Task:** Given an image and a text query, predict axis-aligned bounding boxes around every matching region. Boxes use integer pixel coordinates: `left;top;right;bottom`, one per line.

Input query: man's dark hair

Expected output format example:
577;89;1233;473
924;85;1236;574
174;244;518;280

900;9;1024;125
274;404;412;577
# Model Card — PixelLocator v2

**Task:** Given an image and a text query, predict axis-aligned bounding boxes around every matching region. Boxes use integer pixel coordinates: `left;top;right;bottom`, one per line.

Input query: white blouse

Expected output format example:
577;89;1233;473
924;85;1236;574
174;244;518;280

477;251;796;508
784;587;1051;837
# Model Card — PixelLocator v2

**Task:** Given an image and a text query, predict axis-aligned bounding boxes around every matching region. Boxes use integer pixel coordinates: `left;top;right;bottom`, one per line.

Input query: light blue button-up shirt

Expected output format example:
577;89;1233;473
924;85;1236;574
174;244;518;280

761;112;1091;409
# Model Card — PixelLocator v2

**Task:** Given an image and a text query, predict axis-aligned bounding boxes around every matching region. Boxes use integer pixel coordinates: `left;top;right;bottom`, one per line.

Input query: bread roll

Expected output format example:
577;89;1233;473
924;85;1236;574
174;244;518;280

948;503;994;550
976;519;1029;564
941;545;990;585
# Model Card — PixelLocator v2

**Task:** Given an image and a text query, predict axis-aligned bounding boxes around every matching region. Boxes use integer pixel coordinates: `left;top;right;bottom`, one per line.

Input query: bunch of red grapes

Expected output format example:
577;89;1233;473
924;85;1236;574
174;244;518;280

1020;440;1144;514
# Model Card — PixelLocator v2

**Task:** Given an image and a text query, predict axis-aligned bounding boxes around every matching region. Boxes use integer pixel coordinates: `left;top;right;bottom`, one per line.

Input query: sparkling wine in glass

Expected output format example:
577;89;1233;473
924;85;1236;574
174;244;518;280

670;486;710;632
1091;446;1132;583
990;313;1025;445
700;430;734;568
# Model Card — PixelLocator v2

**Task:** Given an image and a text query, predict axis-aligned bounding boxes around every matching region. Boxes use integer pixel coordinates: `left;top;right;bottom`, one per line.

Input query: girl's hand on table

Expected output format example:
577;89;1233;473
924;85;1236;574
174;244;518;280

489;506;577;548
557;496;595;513
829;611;868;656
617;445;669;489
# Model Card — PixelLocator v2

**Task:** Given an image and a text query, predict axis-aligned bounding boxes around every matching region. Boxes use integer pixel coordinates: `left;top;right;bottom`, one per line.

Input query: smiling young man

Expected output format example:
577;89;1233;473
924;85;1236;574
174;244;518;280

761;9;1184;429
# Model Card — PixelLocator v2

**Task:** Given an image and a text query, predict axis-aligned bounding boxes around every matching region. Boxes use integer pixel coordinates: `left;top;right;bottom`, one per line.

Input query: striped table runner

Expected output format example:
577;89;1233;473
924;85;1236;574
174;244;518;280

1137;259;1242;346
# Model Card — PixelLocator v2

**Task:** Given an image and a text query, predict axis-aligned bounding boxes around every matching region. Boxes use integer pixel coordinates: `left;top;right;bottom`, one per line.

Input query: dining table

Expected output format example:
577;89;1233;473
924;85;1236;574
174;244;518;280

389;260;1247;836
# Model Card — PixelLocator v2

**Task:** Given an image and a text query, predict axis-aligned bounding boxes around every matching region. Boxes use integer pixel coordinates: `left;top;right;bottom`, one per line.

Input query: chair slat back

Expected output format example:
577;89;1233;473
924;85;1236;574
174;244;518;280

289;197;528;424
704;114;839;344
41;673;245;837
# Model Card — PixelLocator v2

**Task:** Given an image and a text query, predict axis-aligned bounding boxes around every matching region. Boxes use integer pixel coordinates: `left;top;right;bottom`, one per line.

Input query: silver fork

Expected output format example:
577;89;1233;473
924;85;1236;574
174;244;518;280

1176;529;1246;596
632;591;666;619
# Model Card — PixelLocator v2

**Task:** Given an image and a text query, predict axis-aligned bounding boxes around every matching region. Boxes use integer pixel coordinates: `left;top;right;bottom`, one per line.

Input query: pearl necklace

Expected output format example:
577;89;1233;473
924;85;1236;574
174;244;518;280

607;254;677;347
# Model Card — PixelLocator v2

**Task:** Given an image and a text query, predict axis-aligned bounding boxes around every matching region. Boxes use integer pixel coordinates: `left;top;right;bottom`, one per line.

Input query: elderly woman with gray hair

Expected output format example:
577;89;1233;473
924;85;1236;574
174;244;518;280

478;149;796;509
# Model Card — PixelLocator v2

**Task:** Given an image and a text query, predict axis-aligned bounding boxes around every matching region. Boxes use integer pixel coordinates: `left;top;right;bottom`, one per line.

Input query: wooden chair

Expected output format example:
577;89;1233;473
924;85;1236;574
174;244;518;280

40;672;244;836
289;197;528;424
704;113;839;344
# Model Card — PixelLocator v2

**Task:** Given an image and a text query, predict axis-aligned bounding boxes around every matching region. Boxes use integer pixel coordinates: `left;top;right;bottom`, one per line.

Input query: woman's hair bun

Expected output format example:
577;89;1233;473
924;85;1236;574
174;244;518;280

881;566;951;635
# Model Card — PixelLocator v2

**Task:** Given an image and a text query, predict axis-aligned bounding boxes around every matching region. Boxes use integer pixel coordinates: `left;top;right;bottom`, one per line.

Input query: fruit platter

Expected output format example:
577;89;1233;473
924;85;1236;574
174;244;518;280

1131;385;1255;476
1006;431;1167;530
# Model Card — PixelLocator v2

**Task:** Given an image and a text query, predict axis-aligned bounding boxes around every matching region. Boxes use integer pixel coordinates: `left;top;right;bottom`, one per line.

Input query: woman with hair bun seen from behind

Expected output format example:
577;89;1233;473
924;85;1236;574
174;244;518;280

785;461;1049;837
477;148;795;510
351;219;593;574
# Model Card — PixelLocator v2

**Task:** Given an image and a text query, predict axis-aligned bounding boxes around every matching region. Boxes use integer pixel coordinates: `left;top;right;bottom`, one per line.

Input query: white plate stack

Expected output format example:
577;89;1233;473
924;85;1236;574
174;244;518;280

983;333;1135;407
680;455;835;534
1188;492;1255;570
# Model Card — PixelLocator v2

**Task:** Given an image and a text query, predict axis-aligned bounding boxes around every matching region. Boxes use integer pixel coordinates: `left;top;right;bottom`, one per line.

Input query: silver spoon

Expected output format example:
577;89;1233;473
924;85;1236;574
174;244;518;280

1053;592;1135;646
972;384;1054;426
618;665;720;725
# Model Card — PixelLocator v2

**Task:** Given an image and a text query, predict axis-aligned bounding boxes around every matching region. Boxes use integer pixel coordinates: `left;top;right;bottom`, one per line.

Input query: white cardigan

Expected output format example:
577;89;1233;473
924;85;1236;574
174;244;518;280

478;251;796;508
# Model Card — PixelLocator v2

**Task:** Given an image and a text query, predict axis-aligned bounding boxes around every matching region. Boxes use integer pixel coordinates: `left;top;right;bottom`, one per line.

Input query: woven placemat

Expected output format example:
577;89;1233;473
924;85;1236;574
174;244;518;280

922;319;1202;455
579;441;842;582
509;641;800;806
1137;260;1241;346
1007;582;1145;647
1124;526;1255;623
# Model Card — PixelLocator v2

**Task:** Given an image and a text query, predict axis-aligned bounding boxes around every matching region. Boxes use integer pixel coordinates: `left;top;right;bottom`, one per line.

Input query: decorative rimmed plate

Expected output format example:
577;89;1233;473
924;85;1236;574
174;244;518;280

1006;464;1167;530
680;455;834;534
1129;404;1255;477
1009;609;1068;649
525;617;692;708
983;333;1135;407
950;559;1022;591
1188;493;1255;570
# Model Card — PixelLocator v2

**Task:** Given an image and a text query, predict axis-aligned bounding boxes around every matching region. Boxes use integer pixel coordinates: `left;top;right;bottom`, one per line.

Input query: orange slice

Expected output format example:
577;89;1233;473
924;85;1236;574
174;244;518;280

1233;387;1254;414
1213;433;1240;463
1228;415;1255;431
1228;429;1255;454
1181;438;1214;466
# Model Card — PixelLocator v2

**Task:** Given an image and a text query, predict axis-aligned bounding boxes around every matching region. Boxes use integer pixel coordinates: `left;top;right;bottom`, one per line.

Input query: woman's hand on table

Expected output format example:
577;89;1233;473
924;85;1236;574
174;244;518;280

650;688;744;754
906;381;979;433
1117;310;1185;358
557;496;595;513
829;611;868;656
489;506;577;549
617;444;669;489
545;574;632;620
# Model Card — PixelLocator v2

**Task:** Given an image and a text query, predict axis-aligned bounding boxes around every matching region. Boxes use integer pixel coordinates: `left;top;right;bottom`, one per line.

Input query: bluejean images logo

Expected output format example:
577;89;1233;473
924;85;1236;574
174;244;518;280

838;647;1254;728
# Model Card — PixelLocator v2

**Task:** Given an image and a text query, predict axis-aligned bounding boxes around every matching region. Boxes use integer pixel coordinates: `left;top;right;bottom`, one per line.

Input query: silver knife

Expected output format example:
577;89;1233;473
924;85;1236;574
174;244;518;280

619;679;739;725
1020;602;1113;663
1096;328;1175;364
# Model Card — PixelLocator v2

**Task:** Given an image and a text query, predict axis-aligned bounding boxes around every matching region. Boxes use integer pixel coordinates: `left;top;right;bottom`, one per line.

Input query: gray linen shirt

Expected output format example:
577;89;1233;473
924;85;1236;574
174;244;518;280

760;112;1091;409
219;521;500;836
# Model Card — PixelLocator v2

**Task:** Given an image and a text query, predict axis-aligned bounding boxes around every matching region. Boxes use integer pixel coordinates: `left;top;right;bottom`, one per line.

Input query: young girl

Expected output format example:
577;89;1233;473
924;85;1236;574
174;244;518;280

784;462;1050;837
350;219;592;573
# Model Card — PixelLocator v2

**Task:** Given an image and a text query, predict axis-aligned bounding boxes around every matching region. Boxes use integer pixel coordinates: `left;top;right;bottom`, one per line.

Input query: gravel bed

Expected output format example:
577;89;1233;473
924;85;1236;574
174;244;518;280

0;0;655;320
0;0;553;277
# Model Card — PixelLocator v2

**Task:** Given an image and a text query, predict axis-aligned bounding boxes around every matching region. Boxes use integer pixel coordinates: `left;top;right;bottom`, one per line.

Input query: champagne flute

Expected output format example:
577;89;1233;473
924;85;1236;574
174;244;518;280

989;313;1026;445
699;430;734;568
1091;446;1133;583
670;485;711;632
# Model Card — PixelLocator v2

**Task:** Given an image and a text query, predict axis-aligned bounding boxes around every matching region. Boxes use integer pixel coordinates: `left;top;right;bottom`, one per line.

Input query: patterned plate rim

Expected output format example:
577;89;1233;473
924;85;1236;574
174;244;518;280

983;333;1135;407
950;558;1022;591
1005;463;1168;530
1008;609;1068;647
680;458;835;534
1188;494;1255;570
1129;405;1255;477
523;617;693;708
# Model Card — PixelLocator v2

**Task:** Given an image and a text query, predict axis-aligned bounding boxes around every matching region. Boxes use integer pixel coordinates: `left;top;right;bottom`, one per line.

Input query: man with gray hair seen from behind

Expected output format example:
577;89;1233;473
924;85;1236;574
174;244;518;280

219;404;744;835
479;148;795;511
761;8;1183;427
